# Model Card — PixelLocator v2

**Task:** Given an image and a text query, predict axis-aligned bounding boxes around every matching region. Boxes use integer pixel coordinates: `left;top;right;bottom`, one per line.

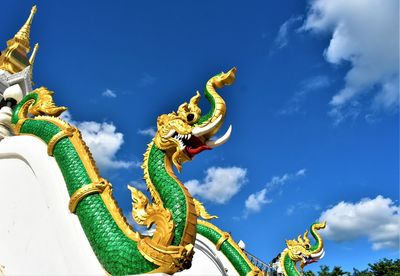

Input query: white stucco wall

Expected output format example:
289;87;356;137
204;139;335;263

0;136;104;275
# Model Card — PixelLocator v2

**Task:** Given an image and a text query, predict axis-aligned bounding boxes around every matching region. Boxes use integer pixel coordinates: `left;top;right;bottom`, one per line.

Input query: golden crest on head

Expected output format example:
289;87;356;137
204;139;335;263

285;230;313;263
153;68;235;172
154;93;203;171
282;222;327;272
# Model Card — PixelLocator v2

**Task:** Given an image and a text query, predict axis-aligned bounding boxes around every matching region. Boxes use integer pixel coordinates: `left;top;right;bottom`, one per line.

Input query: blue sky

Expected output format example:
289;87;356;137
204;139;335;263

2;0;399;272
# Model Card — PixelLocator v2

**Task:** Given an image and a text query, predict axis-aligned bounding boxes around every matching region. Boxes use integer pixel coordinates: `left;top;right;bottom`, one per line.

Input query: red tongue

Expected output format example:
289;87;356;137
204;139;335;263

186;145;211;157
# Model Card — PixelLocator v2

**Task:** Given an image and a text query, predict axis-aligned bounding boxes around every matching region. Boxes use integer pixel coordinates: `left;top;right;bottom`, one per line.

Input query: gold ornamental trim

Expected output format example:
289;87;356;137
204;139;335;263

13;118;28;134
142;142;163;206
138;238;194;274
215;232;230;250
47;126;76;156
69;179;111;213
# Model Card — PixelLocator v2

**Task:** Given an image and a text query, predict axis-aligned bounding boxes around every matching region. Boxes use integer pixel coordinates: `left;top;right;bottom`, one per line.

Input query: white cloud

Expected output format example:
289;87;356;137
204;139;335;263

185;167;247;204
244;168;306;214
129;180;147;191
265;174;290;190
279;76;330;115
319;195;400;250
60;111;135;171
296;168;307;176
274;15;303;49
59;110;73;122
138;127;156;137
245;188;270;213
102;88;117;98
302;0;399;122
266;168;306;191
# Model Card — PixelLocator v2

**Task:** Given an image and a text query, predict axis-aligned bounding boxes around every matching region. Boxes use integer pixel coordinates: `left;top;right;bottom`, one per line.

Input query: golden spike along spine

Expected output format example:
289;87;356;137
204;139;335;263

193;198;218;220
142;142;163;206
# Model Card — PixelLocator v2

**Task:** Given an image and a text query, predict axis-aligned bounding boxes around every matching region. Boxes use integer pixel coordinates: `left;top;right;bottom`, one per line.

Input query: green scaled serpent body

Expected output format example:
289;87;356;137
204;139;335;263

146;144;192;246
12;89;158;275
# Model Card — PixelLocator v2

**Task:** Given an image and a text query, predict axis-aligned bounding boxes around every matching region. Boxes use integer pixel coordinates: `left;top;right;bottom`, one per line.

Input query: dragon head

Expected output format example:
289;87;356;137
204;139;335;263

286;232;313;266
284;222;326;271
154;68;236;171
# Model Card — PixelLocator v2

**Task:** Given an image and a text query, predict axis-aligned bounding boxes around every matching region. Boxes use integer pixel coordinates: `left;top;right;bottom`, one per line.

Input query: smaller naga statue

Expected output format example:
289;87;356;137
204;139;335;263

273;222;326;276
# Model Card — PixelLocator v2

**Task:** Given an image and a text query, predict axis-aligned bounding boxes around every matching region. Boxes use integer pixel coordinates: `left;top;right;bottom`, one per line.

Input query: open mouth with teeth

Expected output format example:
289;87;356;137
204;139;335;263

300;249;325;270
173;133;211;159
303;255;317;265
166;115;233;160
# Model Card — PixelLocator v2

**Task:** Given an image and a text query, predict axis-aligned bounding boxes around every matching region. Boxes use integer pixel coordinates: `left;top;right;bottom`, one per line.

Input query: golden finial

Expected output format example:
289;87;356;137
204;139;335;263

29;43;39;81
12;5;37;51
0;5;38;74
29;43;39;65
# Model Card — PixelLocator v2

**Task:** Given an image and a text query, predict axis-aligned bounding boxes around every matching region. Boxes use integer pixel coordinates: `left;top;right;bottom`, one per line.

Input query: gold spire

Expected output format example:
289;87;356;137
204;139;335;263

0;5;37;74
10;5;37;51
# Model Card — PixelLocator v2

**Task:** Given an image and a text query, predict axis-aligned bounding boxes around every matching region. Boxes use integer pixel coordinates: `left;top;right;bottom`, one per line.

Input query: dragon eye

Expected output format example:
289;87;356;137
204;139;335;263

186;113;195;122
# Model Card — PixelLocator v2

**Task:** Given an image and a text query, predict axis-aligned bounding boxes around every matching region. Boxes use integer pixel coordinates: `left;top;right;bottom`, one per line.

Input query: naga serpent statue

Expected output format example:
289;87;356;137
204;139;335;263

277;222;326;276
11;68;268;275
4;6;327;276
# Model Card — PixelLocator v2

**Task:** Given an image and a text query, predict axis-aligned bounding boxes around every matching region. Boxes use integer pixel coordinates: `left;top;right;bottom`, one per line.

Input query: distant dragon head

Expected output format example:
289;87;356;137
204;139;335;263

283;222;326;272
154;68;236;171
